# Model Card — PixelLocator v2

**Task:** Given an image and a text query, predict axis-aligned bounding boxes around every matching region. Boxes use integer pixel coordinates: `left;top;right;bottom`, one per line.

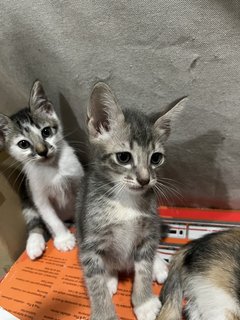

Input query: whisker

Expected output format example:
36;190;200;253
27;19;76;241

17;173;26;193
155;180;186;206
67;140;89;146
157;179;183;197
5;163;23;181
13;168;25;188
0;159;20;174
154;184;171;206
61;128;80;139
88;180;120;196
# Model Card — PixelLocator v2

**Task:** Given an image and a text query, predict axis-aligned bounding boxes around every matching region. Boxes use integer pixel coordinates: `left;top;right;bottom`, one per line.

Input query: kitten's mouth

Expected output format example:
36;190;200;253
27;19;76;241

38;154;55;163
128;185;148;192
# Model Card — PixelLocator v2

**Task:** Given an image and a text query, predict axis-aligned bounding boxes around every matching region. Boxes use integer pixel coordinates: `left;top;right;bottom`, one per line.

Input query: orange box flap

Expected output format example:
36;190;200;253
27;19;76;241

0;238;161;320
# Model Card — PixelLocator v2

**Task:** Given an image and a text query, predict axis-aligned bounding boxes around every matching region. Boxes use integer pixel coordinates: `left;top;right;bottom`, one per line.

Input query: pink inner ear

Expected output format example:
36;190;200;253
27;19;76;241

39;103;54;116
102;121;109;131
92;120;109;134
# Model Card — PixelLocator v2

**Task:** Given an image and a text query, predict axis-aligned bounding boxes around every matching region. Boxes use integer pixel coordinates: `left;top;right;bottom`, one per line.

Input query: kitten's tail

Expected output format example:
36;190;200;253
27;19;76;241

157;247;188;320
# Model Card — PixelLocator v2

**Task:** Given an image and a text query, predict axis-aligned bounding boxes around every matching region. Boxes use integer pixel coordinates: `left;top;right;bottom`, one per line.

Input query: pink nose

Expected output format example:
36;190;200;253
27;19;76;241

137;177;150;186
36;144;48;157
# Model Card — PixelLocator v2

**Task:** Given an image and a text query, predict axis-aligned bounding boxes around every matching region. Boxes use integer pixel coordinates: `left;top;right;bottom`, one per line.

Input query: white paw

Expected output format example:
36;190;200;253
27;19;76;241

134;296;162;320
26;233;46;260
152;252;169;284
107;274;118;296
54;231;76;252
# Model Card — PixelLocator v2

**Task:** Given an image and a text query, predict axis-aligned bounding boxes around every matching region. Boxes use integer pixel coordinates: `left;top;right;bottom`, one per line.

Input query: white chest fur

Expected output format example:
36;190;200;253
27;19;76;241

106;195;148;222
25;143;83;209
105;196;148;268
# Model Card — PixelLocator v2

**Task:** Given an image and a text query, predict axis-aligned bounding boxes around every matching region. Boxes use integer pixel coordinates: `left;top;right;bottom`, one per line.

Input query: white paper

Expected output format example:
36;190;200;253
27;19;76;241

0;307;19;320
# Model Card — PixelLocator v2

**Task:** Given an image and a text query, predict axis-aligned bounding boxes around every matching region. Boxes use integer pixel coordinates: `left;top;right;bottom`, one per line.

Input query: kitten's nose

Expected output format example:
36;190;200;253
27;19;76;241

36;144;48;157
137;177;150;186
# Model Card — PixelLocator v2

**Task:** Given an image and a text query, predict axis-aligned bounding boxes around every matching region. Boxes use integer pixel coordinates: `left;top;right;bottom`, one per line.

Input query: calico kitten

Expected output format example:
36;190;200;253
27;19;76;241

0;80;84;260
76;82;186;320
157;228;240;320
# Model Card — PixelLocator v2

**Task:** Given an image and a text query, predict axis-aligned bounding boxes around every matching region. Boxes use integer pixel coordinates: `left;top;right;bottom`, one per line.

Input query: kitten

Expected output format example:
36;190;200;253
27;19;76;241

157;228;240;320
0;80;84;260
76;82;186;320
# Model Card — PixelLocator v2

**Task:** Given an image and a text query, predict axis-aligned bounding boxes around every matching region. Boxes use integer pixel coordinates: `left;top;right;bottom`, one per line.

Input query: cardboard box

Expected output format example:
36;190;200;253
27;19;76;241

0;236;161;320
1;204;240;319
0;152;26;277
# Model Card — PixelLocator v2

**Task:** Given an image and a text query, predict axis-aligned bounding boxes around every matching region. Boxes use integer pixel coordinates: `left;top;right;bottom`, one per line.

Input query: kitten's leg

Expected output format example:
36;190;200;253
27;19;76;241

133;242;161;320
152;251;169;284
23;207;46;260
80;251;118;320
33;197;75;251
106;271;118;297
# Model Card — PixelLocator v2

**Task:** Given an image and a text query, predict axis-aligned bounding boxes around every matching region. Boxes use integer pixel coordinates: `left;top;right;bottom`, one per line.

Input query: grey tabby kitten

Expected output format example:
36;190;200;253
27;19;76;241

0;81;84;260
157;228;240;320
76;82;186;320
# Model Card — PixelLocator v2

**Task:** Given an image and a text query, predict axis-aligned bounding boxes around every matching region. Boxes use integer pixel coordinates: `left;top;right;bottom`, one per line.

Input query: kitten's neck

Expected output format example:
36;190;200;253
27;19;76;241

113;186;154;211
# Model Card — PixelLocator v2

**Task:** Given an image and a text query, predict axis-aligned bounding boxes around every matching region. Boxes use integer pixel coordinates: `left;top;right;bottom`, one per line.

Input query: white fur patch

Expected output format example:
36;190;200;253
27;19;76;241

26;233;45;260
106;273;118;297
26;142;83;211
152;252;169;284
24;142;83;236
106;197;147;222
134;296;162;320
53;231;76;252
186;277;240;320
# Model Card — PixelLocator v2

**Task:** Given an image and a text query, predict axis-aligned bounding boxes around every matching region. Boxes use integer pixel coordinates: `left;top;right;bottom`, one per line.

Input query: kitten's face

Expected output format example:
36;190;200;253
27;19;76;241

0;80;63;166
87;82;186;196
7;110;62;165
96;114;165;194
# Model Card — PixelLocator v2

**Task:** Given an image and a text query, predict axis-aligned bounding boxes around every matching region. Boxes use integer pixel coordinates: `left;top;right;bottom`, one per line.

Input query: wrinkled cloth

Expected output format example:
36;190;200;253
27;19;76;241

1;0;240;209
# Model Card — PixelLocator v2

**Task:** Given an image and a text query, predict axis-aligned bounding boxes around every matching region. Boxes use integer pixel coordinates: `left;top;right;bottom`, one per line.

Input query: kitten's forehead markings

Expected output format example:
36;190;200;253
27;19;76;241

23;125;30;133
16;123;44;146
152;141;156;150
131;141;149;166
129;139;133;150
28;124;42;137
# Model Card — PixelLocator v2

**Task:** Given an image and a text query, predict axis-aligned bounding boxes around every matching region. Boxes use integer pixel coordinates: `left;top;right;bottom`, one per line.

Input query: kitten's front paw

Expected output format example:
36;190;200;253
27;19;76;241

134;296;161;320
54;231;76;252
152;253;168;284
107;274;118;297
26;233;46;260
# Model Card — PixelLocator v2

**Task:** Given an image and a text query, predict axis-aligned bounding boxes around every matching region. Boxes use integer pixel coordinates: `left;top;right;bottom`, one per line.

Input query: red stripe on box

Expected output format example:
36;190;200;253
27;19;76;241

159;206;240;223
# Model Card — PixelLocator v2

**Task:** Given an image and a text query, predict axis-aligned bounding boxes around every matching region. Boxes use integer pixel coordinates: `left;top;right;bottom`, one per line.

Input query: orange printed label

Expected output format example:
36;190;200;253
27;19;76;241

0;239;162;320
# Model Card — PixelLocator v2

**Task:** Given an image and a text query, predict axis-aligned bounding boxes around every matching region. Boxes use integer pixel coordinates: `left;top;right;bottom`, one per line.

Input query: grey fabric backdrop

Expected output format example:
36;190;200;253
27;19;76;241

1;0;240;209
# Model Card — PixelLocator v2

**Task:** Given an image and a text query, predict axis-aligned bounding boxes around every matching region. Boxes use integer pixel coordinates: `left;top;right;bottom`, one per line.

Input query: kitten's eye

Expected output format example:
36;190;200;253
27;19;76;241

42;127;52;138
116;152;132;164
151;152;164;165
18;140;30;149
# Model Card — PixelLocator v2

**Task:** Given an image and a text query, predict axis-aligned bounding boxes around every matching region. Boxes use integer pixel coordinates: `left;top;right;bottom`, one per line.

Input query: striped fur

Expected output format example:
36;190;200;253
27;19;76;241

76;82;185;320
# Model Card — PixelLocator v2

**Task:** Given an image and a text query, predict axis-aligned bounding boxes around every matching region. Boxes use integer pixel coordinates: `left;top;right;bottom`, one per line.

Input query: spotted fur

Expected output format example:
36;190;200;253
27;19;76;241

158;228;240;320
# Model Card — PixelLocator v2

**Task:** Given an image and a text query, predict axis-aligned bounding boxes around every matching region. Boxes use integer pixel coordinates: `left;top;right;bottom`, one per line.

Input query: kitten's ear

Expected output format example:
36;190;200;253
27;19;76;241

87;82;124;139
0;114;11;148
153;96;188;141
29;80;55;116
